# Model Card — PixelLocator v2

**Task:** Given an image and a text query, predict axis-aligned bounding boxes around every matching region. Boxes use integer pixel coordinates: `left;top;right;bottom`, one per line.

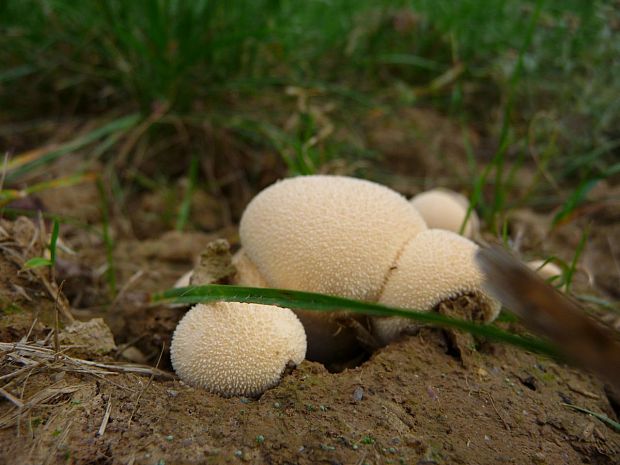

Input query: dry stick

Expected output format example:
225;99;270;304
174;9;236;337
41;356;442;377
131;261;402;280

20;315;40;344
97;396;113;437
53;281;65;362
0;386;24;408
0;342;173;379
487;393;510;431
127;343;165;428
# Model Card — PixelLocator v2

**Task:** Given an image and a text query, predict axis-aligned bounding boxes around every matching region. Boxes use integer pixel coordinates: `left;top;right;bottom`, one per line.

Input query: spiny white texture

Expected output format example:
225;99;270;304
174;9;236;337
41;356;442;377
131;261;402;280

410;189;479;238
240;175;427;301
527;260;563;281
232;249;268;287
374;229;500;344
170;302;306;397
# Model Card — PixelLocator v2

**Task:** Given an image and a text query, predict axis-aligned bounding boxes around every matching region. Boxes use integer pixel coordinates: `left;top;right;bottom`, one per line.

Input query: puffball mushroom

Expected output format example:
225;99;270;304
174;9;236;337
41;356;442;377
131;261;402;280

374;229;501;344
170;302;306;397
410;188;479;238
526;259;563;282
240;175;427;300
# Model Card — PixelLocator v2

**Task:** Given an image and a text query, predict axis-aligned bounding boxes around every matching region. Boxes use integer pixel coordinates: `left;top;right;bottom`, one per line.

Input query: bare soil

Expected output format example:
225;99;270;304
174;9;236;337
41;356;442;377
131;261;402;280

1;109;619;464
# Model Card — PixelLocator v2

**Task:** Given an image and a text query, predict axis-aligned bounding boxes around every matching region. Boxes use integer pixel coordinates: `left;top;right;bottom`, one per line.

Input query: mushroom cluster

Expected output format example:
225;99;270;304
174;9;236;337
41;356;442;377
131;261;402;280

171;175;501;396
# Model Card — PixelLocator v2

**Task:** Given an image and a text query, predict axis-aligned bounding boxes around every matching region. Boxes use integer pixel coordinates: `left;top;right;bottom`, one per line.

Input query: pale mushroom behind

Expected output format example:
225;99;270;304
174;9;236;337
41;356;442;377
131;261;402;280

526;259;563;282
410;188;479;238
170;302;306;397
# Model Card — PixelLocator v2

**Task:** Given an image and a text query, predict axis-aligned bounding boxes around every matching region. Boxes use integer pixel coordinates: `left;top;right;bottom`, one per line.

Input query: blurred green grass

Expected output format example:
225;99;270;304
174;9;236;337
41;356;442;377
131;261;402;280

0;0;618;205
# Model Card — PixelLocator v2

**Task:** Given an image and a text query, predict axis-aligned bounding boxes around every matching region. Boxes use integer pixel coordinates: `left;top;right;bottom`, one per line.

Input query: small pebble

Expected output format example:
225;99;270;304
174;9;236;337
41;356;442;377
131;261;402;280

352;386;364;402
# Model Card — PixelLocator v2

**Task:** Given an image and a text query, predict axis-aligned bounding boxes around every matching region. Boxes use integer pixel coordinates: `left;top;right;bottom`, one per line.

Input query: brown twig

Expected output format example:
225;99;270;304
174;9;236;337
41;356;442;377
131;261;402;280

97;396;113;436
53;281;65;361
488;393;511;431
0;386;24;408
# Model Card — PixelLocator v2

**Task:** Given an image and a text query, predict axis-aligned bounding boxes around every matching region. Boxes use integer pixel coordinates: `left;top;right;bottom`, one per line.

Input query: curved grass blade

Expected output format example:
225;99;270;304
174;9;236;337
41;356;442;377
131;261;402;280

151;284;557;358
6;114;141;182
561;403;620;433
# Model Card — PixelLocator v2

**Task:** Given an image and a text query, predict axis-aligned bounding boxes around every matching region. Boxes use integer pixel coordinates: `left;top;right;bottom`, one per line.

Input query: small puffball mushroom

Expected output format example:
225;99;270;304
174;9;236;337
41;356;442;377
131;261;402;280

240;175;427;301
374;229;500;344
170;302;306;397
410;188;479;238
527;260;563;282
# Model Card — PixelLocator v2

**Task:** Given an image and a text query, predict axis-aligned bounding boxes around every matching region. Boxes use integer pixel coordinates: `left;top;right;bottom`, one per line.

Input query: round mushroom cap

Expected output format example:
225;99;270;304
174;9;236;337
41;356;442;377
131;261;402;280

410;189;479;238
374;229;500;344
170;302;306;397
240;175;427;301
527;259;563;282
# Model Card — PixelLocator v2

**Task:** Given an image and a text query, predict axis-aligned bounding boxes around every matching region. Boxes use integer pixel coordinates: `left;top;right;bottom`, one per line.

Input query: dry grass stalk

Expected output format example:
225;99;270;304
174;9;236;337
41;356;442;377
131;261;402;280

97;396;112;436
0;340;174;431
0;382;83;429
0;341;174;379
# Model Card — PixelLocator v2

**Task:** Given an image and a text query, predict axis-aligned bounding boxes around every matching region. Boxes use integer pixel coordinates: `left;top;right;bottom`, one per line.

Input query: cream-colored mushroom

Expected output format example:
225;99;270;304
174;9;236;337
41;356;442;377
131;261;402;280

373;229;501;344
410;188;479;238
240;175;427;301
170;302;306;397
526;259;563;282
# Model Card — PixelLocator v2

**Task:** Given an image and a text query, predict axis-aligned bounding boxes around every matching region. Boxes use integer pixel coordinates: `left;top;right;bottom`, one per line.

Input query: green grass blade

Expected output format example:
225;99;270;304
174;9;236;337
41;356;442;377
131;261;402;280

23;257;52;270
552;178;600;226
175;154;199;231
489;0;544;231
49;218;60;266
6;114;141;182
151;284;558;358
564;226;589;293
561;403;620;432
